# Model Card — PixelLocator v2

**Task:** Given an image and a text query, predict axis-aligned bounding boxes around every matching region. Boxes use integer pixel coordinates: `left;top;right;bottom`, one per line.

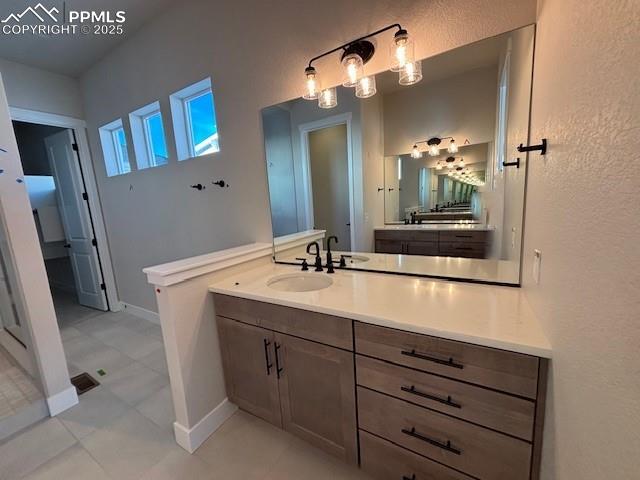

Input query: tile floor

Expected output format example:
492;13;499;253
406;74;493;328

0;348;42;423
0;291;371;479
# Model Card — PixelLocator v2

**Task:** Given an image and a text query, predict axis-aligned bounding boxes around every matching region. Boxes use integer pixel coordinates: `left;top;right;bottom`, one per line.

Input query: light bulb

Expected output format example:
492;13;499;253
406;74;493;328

459;158;465;167
447;170;453;176
356;75;377;98
318;88;337;109
428;144;439;157
411;145;422;158
436;161;443;170
448;139;458;153
390;29;415;72
302;67;319;100
342;53;364;88
399;60;422;86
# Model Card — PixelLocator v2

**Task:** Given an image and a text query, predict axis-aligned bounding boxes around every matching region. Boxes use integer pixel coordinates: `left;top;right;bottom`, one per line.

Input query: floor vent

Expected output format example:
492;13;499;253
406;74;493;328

70;372;100;395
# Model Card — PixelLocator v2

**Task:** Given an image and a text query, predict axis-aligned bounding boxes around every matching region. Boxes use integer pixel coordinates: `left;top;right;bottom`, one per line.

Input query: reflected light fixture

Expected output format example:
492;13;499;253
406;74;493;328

435;160;443;170
302;24;420;108
410;137;458;158
356;75;377;98
411;144;422;158
318;88;337;109
448;138;458;153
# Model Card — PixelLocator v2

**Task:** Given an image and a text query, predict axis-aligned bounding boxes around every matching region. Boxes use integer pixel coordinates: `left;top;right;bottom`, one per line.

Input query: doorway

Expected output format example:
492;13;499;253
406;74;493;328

299;113;355;251
12;120;109;330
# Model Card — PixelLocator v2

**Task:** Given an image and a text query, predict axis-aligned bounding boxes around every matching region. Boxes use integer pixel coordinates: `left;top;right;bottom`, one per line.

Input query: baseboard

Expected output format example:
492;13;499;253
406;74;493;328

120;302;160;325
46;385;78;416
173;398;237;453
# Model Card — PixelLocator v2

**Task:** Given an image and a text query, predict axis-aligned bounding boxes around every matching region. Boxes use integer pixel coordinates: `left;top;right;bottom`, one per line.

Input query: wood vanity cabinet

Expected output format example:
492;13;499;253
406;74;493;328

214;294;358;464
214;294;547;479
374;229;490;259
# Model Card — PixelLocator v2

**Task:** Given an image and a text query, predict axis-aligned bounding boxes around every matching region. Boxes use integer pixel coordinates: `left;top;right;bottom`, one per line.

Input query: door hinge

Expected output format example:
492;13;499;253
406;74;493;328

82;192;88;201
100;283;106;291
92;238;97;247
72;143;79;152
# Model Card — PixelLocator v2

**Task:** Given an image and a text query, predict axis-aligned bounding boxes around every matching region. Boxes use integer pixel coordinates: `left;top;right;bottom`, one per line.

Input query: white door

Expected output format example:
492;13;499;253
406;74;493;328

44;131;107;310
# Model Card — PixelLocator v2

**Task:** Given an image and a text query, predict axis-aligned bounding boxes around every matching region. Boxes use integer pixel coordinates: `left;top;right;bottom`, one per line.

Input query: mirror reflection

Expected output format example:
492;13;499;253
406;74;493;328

263;25;534;284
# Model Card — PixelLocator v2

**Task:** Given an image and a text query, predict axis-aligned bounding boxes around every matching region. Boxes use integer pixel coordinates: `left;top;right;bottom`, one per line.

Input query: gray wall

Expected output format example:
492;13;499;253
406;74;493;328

78;0;536;312
0;57;83;118
524;0;640;478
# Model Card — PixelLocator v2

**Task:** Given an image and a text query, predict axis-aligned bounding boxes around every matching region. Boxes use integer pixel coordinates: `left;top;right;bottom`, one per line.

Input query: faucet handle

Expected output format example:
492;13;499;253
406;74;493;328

339;254;352;267
295;258;309;271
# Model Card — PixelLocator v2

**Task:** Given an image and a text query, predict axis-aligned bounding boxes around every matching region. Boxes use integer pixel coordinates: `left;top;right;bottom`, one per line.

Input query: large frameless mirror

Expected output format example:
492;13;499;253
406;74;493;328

263;25;535;284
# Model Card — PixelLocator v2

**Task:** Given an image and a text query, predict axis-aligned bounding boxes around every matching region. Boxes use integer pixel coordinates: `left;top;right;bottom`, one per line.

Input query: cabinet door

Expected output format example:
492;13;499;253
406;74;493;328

216;316;282;427
405;240;439;256
275;333;358;464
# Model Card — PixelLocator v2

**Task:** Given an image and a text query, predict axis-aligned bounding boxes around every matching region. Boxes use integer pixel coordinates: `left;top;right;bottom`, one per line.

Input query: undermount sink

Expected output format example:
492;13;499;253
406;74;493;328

267;272;333;292
345;254;369;264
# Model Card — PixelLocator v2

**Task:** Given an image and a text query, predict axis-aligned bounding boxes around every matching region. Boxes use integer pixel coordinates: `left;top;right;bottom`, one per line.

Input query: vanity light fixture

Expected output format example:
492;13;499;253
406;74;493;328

435;160;443;170
411;144;422;158
411;137;462;158
302;24;420;108
445;156;456;168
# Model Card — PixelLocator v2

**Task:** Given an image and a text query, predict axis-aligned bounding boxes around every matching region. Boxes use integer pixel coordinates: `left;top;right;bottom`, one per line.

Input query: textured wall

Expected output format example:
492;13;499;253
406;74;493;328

523;0;640;478
79;0;536;311
0;57;83;118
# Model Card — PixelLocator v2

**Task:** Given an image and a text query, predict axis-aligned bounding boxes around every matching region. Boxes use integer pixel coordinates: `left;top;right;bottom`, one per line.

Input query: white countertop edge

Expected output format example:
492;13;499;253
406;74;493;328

274;229;326;251
143;242;273;287
208;286;552;358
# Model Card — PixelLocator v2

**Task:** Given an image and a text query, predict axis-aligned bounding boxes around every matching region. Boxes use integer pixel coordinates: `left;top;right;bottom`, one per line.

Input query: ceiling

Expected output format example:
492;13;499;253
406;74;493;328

0;0;174;77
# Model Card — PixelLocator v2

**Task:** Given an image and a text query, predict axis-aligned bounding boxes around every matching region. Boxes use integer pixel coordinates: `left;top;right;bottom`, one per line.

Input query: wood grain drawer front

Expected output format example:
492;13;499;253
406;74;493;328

438;242;487;259
405;241;439;256
214;294;352;350
360;430;473;480
375;230;439;242
358;388;532;480
356;355;535;440
355;323;539;399
375;239;404;254
439;231;489;243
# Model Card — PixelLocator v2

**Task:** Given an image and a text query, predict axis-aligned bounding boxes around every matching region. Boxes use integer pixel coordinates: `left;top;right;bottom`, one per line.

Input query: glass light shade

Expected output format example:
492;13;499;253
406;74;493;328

435;160;443;170
459;158;465;167
428;144;440;157
390;32;415;72
399;60;422;86
318;88;337;109
448;139;458;153
355;76;377;98
342;53;364;88
302;69;319;100
447;170;453;176
411;145;422;158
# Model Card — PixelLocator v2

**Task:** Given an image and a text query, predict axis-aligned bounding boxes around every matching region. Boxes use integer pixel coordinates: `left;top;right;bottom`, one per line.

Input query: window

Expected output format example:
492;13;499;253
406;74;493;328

129;102;168;170
99;119;132;176
170;78;220;161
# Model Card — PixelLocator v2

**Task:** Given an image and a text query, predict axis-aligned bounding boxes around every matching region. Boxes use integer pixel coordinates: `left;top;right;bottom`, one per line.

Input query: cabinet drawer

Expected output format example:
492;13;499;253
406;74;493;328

358;388;532;480
405;241;439;256
438;242;487;258
360;430;473;480
375;230;439;242
356;355;535;440
375;239;403;254
439;230;489;243
355;323;539;398
213;294;352;350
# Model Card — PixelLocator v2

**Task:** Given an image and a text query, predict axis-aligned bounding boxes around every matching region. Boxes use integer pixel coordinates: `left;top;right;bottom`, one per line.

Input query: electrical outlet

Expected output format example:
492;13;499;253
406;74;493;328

532;249;542;284
511;227;517;248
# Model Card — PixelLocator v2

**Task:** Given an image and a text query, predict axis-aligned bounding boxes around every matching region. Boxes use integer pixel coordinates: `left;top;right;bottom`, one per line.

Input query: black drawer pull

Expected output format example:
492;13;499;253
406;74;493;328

401;427;462;455
454;235;473;238
454;246;473;250
401;349;464;369
401;385;461;409
274;342;283;378
263;339;273;376
402;475;416;480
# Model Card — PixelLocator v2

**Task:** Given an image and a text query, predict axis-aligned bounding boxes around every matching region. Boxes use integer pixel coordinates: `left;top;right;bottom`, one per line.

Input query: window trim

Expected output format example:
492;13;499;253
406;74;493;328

98;118;131;177
129;101;168;170
169;78;219;161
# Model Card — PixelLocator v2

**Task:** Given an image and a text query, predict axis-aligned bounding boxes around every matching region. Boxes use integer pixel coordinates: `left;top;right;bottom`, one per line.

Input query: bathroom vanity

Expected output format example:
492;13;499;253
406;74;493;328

210;265;550;480
374;225;493;258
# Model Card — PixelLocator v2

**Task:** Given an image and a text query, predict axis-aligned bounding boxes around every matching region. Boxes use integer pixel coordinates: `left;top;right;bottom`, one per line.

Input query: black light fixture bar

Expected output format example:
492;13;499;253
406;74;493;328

306;23;404;69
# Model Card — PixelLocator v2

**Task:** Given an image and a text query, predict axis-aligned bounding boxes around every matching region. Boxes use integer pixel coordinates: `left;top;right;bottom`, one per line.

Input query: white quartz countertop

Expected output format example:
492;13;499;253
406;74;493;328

209;264;552;358
376;224;494;231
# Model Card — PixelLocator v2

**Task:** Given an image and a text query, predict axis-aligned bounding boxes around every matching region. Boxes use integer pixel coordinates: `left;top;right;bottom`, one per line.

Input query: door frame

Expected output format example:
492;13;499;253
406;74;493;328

298;113;355;249
9;107;120;312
